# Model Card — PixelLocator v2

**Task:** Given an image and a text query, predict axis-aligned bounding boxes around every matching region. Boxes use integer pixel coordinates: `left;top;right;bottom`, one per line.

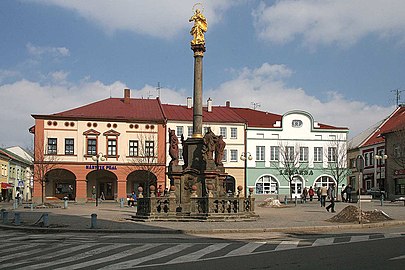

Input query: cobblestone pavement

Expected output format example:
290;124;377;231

1;200;405;233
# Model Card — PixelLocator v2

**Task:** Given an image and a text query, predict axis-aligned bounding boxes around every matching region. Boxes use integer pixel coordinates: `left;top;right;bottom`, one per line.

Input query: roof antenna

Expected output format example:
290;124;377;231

156;82;161;98
251;102;261;110
391;89;404;107
110;89;112;98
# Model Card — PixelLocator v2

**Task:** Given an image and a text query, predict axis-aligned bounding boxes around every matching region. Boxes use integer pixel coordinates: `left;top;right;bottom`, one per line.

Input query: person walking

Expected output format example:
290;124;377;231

326;184;336;213
302;187;308;203
320;184;328;207
316;185;321;201
308;186;315;201
128;191;137;207
345;184;352;202
341;184;346;202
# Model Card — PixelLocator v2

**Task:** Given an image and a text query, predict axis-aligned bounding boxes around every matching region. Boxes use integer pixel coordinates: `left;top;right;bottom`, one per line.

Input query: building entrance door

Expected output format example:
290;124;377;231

291;177;303;198
99;182;114;200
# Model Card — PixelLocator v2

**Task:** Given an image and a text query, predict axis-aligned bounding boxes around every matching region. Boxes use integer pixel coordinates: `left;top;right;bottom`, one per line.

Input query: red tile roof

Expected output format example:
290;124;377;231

362;106;405;147
32;97;166;123
162;104;247;123
230;107;282;128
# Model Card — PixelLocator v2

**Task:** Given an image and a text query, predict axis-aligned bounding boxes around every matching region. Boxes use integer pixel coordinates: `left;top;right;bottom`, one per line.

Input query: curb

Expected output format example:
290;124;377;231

1;220;405;234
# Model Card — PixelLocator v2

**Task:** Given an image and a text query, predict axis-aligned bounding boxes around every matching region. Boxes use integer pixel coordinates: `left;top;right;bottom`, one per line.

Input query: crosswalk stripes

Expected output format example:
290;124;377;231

312;237;335;246
0;231;403;269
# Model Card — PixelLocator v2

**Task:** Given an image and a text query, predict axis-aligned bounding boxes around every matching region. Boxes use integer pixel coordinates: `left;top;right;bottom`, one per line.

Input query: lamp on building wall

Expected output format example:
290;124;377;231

375;154;388;189
240;152;253;197
92;152;105;206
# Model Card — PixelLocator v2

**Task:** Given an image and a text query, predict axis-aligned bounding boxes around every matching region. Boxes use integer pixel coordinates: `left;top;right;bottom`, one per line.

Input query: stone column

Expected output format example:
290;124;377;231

191;44;205;138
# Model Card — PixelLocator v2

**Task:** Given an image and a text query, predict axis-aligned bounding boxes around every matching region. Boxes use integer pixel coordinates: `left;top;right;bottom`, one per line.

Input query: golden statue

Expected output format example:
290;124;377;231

189;8;207;45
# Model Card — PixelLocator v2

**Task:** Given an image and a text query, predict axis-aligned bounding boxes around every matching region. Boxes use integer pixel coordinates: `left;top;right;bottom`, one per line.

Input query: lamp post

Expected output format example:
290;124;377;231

375;154;388;195
92;152;105;207
240;152;252;197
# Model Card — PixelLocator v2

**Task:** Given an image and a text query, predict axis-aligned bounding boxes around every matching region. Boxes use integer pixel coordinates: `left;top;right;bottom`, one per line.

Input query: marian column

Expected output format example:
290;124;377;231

189;8;207;138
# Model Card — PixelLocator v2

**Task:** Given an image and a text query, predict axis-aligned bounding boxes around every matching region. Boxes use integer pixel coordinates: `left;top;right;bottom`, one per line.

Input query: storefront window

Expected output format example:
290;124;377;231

395;178;405;195
255;175;278;194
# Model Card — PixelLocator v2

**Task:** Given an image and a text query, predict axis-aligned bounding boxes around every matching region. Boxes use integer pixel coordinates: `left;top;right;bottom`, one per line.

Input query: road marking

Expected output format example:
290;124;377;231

275;241;299;251
15;243;96;270
389;254;405;261
226;242;266;256
0;243;65;264
312;237;335;246
99;243;194;269
349;235;370;242
168;243;230;263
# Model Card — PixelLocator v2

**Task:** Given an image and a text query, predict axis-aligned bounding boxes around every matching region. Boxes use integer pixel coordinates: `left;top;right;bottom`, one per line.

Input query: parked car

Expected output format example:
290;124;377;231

366;188;385;199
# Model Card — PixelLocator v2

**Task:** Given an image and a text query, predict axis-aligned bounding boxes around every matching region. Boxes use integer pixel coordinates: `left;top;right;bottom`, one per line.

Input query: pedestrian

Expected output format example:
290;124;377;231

341;184;346;202
316;185;321;201
320;184;328;207
345;184;352;202
308;186;315;201
302;187;308;203
128;191;137;207
326;184;336;213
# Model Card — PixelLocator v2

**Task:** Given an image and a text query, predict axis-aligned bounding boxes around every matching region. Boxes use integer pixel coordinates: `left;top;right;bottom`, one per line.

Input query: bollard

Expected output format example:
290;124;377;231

295;197;297;206
120;198;124;208
380;194;384;206
14;212;21;226
2;211;9;224
91;213;97;229
13;200;18;210
30;203;34;211
64;197;68;209
43;213;49;227
284;196;288;205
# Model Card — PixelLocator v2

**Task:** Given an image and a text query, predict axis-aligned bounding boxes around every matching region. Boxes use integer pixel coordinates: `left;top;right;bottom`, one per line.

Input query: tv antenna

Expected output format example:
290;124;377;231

156;82;161;98
391;89;404;107
251;102;261;110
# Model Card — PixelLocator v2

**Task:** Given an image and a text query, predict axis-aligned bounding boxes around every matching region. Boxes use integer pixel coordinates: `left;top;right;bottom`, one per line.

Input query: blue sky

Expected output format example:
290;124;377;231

1;0;405;147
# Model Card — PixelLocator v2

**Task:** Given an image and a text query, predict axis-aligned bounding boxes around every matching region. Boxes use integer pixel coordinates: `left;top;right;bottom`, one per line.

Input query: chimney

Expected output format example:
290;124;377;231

226;101;231;107
187;97;192;109
207;98;212;112
124;88;130;104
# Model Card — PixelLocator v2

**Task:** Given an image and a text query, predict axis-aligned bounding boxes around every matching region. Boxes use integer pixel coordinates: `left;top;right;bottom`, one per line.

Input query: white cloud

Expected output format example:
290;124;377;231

253;0;405;47
0;69;20;83
32;0;239;39
26;43;70;58
205;63;394;137
0;63;394;147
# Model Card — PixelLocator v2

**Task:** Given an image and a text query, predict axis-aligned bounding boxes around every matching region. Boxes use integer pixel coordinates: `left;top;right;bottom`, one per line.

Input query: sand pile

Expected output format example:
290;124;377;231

327;205;392;223
258;198;285;208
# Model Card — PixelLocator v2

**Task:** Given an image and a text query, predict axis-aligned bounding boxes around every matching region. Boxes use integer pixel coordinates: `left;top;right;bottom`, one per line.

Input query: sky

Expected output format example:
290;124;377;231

1;0;405;148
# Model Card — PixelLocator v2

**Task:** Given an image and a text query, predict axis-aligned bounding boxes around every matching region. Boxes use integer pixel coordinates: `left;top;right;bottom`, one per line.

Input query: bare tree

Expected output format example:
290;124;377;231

270;142;309;198
323;135;350;196
32;142;60;204
123;133;166;195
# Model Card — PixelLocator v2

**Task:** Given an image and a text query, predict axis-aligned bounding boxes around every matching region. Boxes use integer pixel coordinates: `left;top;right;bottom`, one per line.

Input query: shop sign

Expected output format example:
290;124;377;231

85;165;117;170
279;169;313;176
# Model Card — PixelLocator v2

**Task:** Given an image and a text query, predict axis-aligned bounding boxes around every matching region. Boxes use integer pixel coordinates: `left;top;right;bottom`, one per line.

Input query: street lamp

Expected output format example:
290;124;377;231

375;154;388;191
240;152;253;197
92;152;105;206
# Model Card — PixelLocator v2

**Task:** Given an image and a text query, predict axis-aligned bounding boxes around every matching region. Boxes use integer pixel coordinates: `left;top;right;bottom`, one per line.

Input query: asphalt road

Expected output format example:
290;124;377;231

1;227;404;269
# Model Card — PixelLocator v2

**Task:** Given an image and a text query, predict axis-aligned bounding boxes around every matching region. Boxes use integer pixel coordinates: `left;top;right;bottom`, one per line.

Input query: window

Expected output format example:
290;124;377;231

314;147;323;162
328;147;337;162
65;139;74;155
107;139;117;156
230;149;238;162
230;128;237;139
222;149;227;162
300;147;308;162
286;146;294;161
256;146;265;161
255;175;279;194
176;126;184;137
220;127;227;138
188;126;193;138
364;152;373;166
47;138;57;155
270;146;279;161
145;141;155;157
129;140;138;157
87;139;97;156
314;176;336;189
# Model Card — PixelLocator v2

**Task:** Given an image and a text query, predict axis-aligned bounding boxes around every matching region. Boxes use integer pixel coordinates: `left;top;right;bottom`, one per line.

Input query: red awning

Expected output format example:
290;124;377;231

1;183;13;189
